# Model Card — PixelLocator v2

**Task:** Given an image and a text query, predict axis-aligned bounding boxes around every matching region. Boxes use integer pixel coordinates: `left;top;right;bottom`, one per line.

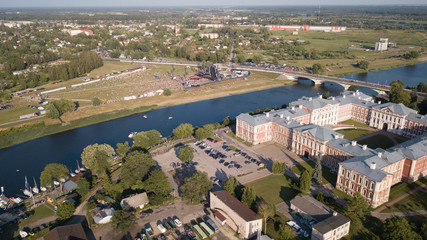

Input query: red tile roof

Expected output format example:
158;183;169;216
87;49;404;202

211;191;260;222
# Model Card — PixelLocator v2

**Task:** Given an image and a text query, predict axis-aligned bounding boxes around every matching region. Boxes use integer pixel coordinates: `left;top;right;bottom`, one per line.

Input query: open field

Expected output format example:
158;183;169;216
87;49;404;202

381;190;427;213
245;174;298;205
258;29;427;76
358;133;395;149
19;204;55;227
336;129;375;140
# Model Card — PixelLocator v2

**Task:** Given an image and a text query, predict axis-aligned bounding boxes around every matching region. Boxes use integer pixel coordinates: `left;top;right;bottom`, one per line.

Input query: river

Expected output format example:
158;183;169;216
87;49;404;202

0;62;426;198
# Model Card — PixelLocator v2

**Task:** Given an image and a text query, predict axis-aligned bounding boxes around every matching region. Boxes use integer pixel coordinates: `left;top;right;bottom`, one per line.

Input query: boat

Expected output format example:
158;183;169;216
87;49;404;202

53;180;60;186
75;160;81;174
40;186;47;192
143;115;147;119
23;177;32;197
70;172;76;177
32;177;39;194
128;131;138;138
60;177;66;183
10;197;23;204
168;116;173;120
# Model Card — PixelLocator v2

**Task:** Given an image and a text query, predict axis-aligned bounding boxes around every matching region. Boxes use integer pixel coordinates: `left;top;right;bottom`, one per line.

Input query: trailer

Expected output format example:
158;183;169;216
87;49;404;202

193;224;207;239
200;222;214;237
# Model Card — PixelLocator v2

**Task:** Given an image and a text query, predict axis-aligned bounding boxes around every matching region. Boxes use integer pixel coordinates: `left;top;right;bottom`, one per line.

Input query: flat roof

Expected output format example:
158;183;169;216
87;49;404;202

211;191;260;222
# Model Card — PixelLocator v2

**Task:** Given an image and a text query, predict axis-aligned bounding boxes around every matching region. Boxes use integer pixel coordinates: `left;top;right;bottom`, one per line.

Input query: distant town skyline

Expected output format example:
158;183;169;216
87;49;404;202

1;0;426;8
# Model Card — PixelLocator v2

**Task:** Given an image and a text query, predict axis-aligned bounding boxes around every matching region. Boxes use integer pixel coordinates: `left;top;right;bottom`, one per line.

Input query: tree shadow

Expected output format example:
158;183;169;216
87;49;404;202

280;186;299;202
214;168;228;182
258;155;273;172
173;165;197;195
119;231;133;240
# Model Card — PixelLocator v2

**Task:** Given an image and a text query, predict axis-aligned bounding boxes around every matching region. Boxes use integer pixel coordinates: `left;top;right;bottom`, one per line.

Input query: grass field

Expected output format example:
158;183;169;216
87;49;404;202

290;160;337;185
19;204;55;227
358;133;395;149
245;174;299;205
381;190;427;213
336;129;375;140
339;119;369;127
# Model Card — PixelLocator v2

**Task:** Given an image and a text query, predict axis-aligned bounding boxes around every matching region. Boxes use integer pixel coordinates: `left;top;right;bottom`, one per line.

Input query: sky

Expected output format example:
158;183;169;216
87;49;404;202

0;0;426;8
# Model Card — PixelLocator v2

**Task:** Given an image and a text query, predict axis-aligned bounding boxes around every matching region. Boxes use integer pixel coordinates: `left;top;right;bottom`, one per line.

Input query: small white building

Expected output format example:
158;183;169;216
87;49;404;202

90;207;114;224
375;38;388;51
120;192;149;210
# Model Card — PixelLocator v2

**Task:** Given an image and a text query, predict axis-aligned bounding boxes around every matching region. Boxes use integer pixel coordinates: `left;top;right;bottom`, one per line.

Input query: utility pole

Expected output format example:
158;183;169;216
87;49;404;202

318;5;321;22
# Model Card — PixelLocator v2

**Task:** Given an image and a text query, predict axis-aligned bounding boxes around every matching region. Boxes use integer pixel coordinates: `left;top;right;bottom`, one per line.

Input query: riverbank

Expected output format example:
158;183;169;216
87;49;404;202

0;70;291;149
0;105;157;149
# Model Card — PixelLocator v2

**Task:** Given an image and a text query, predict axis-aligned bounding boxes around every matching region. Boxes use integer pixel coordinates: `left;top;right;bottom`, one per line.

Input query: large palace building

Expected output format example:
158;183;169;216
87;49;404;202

236;91;427;207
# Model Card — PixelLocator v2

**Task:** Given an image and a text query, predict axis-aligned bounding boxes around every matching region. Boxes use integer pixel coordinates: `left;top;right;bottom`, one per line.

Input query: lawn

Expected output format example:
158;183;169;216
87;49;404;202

290;160;337;185
226;131;252;146
339;119;369;127
245;175;299;205
336;129;374;140
266;213;293;239
358;133;395;150
381;190;427;213
19;204;55;227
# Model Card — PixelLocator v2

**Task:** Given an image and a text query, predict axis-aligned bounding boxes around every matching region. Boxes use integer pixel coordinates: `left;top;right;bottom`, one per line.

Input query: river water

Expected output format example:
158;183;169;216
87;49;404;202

0;62;426;198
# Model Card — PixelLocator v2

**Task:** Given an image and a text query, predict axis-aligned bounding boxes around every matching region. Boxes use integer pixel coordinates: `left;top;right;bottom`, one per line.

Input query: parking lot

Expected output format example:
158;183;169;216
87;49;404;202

92;200;238;240
155;138;265;187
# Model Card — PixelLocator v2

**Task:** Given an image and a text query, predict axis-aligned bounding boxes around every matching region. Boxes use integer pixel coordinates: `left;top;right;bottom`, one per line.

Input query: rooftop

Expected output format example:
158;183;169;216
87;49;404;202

291;195;332;222
120;192;149;209
372;102;417;116
43;223;88;240
211;190;260;222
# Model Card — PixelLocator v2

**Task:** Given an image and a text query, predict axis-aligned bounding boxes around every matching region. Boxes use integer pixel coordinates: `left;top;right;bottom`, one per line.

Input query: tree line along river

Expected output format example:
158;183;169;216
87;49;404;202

0;62;426;198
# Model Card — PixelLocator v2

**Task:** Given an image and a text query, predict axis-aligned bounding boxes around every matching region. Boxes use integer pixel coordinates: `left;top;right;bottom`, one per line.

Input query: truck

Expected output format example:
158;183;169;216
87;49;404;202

200;222;214;237
205;217;219;233
192;224;207;239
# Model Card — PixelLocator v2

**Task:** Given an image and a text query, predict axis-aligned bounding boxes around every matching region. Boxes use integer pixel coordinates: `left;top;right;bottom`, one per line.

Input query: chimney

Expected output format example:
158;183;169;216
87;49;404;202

343;95;346;99
299;105;303;109
292;106;295;111
378;101;381;104
370;162;376;170
319;95;323;99
280;114;284;118
362;145;367;150
309;97;313;101
378;152;382;158
266;112;270;117
286;116;290;120
351;141;357;146
332;97;335;100
332;211;338;216
334;134;340;139
352;92;356;96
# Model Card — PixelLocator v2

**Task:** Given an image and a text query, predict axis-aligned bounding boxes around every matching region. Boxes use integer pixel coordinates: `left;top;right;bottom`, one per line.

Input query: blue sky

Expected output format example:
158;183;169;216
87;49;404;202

0;0;426;8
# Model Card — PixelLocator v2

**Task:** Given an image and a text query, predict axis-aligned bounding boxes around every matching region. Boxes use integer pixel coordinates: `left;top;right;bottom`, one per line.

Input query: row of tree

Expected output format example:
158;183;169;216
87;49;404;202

48;51;103;81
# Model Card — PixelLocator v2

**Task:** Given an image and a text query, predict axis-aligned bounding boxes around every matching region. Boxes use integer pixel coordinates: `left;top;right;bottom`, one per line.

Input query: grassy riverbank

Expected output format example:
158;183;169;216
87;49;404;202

0;105;157;149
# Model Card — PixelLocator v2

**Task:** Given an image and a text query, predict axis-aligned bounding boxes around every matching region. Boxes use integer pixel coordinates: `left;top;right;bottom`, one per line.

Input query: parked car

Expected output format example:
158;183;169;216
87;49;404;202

141;209;153;216
174;218;182;227
219;159;225;164
157;224;166;233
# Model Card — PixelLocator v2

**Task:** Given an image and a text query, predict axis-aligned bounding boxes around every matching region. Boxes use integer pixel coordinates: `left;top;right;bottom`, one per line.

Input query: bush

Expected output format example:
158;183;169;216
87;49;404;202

272;161;287;174
178;146;194;162
92;97;102;106
163;88;172;96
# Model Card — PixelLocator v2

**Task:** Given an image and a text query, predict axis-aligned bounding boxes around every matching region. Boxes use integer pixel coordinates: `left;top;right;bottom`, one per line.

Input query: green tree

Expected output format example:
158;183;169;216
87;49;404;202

272;57;279;66
257;200;276;233
224;176;239;196
348;85;359;92
178;146;194;163
278;224;293;240
93;150;111;176
91;97;102;106
109;49;121;58
121;151;156;189
417;82;427;93
46;99;76;123
404;51;420;60
133;130;162;150
299;170;311;191
272;161;286;174
77;178;91;197
116;141;130;157
56;201;75;221
172;123;194;139
81;143;115;170
322;91;330;99
163;88;172;96
111;209;136;233
382;217;422;240
358;60;370;70
389;80;411;106
241;186;256;208
194;124;214;140
222;116;231;127
316;191;324;203
40;163;69;187
313;158;322;184
253;54;263;64
345;192;371;221
180;172;213;204
419;99;427;115
312;63;324;74
236;54;246;63
132;170;172;205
